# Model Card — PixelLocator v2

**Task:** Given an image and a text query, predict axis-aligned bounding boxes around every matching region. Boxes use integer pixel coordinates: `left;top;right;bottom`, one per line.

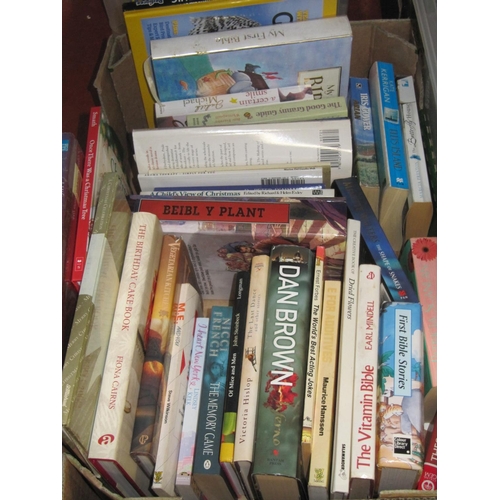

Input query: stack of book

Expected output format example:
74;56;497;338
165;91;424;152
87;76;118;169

61;2;438;499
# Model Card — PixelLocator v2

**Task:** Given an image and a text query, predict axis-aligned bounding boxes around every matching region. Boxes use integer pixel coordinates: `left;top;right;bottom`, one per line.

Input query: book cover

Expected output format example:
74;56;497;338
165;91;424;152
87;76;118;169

301;245;325;475
152;282;203;496
132;119;352;182
376;301;424;493
349;264;381;500
233;254;270;500
349;77;380;217
71;107;130;287
151;17;351;104
88;212;164;497
333;177;418;303
220;270;252;500
184;96;348;128
62;172;132;465
131;235;198;475
397;75;433;241
307;279;341;500
175;317;210;500
399;237;437;424
192;305;235;500
369;61;409;255
123;0;338;126
252;245;315;500
416;414;437;491
330;218;361;499
155;84;316;127
138;197;347;305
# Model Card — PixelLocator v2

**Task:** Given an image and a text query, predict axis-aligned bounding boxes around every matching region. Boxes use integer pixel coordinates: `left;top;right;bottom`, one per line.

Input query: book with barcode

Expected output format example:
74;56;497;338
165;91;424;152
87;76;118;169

132;119;352;183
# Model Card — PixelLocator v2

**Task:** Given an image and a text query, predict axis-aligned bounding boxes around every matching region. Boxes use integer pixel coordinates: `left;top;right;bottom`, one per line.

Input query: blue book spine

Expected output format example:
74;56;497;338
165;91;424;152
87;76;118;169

368;61;409;190
334;177;418;303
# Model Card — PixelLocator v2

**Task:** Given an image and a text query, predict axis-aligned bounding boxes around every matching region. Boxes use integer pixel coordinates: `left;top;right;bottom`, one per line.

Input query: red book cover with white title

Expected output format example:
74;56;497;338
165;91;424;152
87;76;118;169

417;415;437;491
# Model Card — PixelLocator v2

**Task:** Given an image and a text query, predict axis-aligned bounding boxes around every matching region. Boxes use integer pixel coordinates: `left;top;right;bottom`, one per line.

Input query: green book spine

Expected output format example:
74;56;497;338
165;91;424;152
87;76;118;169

252;245;315;490
186;96;347;127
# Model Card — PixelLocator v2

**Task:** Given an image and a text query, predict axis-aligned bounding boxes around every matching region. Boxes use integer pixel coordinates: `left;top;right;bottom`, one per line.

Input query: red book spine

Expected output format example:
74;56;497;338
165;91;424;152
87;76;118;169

417;415;437;491
71;107;101;288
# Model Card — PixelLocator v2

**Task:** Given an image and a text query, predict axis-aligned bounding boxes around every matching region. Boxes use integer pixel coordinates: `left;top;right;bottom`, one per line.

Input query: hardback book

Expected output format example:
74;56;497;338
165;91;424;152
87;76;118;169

62;172;132;468
397;75;434;241
399;237;437;424
175;316;210;500
333;177;419;303
150;16;352;104
88;212;164;497
349;264;381;500
137;163;330;192
416;414;437;491
307;279;341;500
131;235;198;475
154;84;316;127
132;119;353;182
192;305;235;500
233;254;270;500
376;301;424;494
71;107;130;287
152;282;203;496
330;218;361;499
220;271;252;500
123;0;339;126
62;132;84;360
349;77;380;217
252;245;315;500
301;245;325;475
369;61;410;255
170;96;348;128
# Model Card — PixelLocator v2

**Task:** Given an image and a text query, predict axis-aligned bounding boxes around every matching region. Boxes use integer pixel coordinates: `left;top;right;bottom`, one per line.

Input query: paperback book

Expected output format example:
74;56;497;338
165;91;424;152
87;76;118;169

192;305;235;500
62;172;132;468
132;119;353;182
376;301;424;493
369;61;409;255
152;282;203;496
88;212;164;497
349;77;380;217
252;245;315;500
123;0;339;126
417;414;437;491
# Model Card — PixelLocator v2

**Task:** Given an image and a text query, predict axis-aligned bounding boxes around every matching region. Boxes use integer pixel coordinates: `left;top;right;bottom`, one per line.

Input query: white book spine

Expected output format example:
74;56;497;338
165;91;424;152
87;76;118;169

350;264;381;498
397;76;432;205
140;187;336;198
330;218;361;498
152;283;203;496
233;255;270;500
175;317;209;500
88;212;163;497
132;119;352;181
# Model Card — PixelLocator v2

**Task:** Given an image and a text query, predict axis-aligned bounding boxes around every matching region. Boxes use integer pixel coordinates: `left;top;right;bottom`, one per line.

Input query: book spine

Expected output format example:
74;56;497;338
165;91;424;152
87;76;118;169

152;283;203;496
376;301;425;491
417;415;437;491
140;187;335;198
184;97;348;128
334;177;419;303
330;218;361;498
349;76;379;216
175;317;210;500
349;264;381;497
252;245;315;482
130;235;182;472
233;254;270;500
71;107;101;286
88;212;164;496
302;245;325;473
307;279;341;500
131;120;352;181
368;61;409;191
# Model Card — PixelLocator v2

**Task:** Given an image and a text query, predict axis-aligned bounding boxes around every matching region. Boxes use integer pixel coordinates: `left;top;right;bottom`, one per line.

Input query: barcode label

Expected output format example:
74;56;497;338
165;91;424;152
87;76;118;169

319;129;341;169
261;177;306;185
